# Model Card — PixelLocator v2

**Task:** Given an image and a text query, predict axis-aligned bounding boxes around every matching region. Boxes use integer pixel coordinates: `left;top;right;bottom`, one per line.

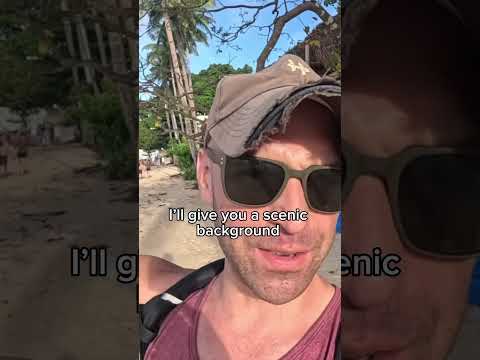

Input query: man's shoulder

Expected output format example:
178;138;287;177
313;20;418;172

139;255;193;304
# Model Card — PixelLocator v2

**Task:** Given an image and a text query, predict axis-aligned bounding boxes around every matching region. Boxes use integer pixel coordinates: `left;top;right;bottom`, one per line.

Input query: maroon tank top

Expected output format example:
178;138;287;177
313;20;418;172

145;277;341;360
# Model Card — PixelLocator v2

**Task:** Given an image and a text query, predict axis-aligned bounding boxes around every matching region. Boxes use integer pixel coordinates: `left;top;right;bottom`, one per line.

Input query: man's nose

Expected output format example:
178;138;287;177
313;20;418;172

269;178;309;235
342;176;404;308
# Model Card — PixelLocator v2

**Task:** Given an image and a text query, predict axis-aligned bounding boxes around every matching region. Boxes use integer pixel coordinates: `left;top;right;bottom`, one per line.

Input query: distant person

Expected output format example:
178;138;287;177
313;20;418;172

139;160;146;179
139;55;341;359
145;158;152;175
139;160;151;179
16;131;29;175
38;123;46;146
40;123;52;146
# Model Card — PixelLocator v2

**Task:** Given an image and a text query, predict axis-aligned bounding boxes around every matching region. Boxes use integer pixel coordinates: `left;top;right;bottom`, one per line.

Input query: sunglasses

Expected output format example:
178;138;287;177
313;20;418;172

342;141;480;258
206;148;341;213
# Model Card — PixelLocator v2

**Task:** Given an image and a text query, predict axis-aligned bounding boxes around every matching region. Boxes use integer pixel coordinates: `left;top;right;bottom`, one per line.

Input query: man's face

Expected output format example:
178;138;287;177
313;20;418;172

198;100;339;305
342;2;477;359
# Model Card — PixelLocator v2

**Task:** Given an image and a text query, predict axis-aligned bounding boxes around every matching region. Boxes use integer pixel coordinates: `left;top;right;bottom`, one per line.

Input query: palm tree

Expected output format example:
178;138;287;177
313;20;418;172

144;42;183;140
60;0;138;155
171;6;212;118
143;0;213;163
61;0;99;93
60;0;80;84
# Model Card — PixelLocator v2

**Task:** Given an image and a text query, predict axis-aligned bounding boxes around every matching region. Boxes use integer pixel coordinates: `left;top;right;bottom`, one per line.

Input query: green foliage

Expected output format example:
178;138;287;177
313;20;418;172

0;17;69;126
323;0;339;7
192;63;253;114
139;109;169;151
142;0;213;86
332;50;341;74
167;138;196;180
67;86;135;179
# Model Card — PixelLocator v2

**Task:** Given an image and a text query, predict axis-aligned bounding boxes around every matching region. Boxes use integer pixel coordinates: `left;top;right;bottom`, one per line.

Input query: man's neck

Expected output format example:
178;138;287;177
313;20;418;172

207;262;335;332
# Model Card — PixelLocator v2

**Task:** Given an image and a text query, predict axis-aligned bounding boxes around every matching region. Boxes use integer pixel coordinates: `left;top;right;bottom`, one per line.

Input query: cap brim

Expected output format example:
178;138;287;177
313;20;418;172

209;81;340;157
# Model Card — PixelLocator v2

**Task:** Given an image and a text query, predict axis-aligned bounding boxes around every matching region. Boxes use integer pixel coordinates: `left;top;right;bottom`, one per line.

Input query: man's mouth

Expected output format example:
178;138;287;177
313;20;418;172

256;248;310;271
271;251;299;257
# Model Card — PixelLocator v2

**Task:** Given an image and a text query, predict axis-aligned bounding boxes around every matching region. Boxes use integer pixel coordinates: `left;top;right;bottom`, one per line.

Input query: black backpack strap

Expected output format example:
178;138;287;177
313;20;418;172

334;327;341;360
139;258;225;359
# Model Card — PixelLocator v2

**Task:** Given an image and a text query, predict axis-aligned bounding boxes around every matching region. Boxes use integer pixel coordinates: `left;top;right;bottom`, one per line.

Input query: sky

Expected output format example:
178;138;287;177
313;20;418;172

139;1;337;78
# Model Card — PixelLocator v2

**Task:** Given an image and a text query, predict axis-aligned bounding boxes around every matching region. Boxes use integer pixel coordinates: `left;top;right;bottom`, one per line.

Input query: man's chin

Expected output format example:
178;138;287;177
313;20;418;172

246;267;317;305
252;283;306;305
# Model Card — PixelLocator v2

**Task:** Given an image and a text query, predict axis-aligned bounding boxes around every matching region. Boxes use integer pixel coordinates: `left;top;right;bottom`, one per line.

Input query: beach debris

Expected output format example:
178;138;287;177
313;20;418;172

22;210;66;218
46;236;64;242
73;164;103;174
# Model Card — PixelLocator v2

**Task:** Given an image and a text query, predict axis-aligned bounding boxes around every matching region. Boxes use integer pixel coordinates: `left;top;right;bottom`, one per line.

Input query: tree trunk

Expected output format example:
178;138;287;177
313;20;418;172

187;69;193;100
170;110;180;141
177;112;186;135
165;88;179;141
73;13;99;94
256;2;333;71
118;0;138;72
105;0;138;157
165;107;173;140
178;52;196;129
164;15;189;121
185;65;197;139
164;13;197;165
60;0;79;84
91;7;108;66
169;65;185;136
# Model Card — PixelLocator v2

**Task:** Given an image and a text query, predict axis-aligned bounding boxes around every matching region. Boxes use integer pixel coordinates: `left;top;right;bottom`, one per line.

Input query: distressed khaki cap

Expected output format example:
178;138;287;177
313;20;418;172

342;0;478;69
204;54;340;157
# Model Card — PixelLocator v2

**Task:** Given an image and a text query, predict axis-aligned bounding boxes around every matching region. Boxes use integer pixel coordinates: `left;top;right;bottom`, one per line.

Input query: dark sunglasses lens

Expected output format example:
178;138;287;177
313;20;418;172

307;169;341;212
399;154;480;256
225;157;285;205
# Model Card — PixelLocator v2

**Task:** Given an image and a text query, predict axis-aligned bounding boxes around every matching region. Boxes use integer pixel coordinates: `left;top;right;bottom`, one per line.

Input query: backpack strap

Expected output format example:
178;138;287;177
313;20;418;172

334;327;341;360
139;258;225;359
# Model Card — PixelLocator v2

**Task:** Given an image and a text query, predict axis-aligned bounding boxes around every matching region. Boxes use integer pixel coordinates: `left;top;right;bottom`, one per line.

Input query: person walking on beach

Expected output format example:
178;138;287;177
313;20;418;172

16;131;29;175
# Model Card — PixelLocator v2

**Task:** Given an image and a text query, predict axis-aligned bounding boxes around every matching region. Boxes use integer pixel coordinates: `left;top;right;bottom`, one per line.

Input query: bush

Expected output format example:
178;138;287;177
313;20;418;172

167;138;196;180
139;109;169;151
66;86;135;179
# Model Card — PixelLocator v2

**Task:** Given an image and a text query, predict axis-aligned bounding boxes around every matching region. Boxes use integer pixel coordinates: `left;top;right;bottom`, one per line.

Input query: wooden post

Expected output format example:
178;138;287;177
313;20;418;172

165;106;173;139
305;44;310;65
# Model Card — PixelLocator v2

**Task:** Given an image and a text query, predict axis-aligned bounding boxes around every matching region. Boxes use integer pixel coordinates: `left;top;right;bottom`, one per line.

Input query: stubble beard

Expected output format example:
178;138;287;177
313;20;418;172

212;194;324;305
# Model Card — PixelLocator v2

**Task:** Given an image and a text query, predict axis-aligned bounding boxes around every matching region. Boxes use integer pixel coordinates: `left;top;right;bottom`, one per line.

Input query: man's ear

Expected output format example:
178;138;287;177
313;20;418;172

196;149;213;206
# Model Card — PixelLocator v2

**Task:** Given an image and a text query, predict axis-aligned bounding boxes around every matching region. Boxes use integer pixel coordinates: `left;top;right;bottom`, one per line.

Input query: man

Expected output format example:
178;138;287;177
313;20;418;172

139;159;148;179
139;54;342;359
341;0;480;359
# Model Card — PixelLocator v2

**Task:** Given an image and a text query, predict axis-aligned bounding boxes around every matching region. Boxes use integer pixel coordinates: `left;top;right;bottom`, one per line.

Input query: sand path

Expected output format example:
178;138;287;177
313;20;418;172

0;144;137;360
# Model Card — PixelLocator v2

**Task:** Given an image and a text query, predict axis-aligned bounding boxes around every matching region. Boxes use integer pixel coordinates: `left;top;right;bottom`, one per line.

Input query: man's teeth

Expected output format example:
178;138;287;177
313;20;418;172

273;252;296;257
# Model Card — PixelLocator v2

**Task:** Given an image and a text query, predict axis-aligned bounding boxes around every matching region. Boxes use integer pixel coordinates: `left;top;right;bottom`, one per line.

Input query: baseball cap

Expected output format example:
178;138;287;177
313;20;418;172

203;54;340;158
342;0;479;69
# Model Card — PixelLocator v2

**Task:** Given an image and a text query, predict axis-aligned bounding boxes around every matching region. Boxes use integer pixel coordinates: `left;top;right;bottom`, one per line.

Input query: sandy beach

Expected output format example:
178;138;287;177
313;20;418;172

0;144;138;359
